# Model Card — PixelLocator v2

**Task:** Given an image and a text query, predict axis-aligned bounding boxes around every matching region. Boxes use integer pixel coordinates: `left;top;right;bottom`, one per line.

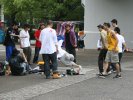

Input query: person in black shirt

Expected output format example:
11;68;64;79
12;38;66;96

4;23;18;61
64;23;77;62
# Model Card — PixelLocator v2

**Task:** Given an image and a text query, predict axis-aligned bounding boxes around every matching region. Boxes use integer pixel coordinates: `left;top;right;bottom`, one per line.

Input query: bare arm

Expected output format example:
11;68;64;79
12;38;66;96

111;31;118;51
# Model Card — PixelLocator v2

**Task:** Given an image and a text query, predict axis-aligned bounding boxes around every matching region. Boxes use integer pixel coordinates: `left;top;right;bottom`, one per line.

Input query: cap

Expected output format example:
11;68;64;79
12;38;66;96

97;24;104;29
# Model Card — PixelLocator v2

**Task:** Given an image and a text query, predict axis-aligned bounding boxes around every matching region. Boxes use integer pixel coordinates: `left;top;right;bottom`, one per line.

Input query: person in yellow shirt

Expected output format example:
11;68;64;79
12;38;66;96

102;23;121;78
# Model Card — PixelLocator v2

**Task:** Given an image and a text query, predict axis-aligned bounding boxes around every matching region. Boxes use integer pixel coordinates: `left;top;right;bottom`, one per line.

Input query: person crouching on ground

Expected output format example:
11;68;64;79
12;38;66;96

9;48;29;75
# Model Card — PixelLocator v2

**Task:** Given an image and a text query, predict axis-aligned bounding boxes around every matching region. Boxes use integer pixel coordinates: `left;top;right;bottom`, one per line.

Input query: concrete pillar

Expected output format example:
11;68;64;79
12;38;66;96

0;4;4;22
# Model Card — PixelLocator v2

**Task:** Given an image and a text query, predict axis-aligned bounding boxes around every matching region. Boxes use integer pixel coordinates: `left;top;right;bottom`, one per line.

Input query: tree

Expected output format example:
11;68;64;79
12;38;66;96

1;0;84;26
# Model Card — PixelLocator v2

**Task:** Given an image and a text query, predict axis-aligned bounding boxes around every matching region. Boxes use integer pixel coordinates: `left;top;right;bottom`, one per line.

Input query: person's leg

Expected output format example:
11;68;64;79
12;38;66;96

69;49;76;63
119;53;123;71
115;63;120;74
98;49;104;74
102;51;110;75
103;62;109;75
23;47;32;64
33;47;40;63
23;47;28;61
42;54;51;78
111;52;121;78
6;46;14;61
27;47;32;64
49;52;58;73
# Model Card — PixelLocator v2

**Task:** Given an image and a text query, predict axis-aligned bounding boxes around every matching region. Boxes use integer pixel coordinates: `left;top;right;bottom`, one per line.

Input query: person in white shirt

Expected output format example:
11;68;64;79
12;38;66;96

19;24;32;64
57;40;83;74
114;27;127;71
39;20;59;79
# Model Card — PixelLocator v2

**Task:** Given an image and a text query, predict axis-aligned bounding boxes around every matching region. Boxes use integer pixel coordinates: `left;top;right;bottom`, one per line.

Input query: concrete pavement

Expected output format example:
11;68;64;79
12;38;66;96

0;44;133;100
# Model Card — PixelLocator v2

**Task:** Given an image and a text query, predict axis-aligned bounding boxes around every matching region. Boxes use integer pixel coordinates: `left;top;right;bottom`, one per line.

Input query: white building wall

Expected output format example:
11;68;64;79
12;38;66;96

84;0;133;49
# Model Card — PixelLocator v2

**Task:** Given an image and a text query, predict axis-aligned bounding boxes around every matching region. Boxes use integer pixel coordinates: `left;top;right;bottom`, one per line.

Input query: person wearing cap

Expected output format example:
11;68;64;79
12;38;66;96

4;22;19;61
97;24;108;75
64;23;77;62
19;24;32;65
33;23;45;63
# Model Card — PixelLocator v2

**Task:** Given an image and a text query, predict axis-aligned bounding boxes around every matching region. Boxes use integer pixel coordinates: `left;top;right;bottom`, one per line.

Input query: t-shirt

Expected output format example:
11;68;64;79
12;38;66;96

4;28;15;46
39;27;57;54
65;32;74;49
116;34;125;53
34;29;41;47
19;29;30;48
107;31;118;51
100;30;108;48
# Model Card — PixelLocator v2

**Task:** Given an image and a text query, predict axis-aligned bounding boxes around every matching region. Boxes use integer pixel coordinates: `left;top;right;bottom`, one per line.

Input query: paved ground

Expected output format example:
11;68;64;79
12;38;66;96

0;45;133;100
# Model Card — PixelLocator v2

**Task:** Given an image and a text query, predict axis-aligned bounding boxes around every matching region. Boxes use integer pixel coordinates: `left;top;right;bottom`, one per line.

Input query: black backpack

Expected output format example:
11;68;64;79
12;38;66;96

9;56;24;75
0;62;5;76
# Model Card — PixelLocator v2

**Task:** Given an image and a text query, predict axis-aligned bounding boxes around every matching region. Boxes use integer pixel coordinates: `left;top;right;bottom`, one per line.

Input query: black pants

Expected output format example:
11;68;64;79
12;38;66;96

33;47;40;63
98;49;108;73
66;48;76;63
23;47;32;64
42;52;58;77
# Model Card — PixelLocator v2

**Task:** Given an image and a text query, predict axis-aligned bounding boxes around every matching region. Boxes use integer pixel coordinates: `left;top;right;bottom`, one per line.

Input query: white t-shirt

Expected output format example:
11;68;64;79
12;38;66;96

19;29;30;48
39;27;58;54
116;34;125;53
57;40;66;58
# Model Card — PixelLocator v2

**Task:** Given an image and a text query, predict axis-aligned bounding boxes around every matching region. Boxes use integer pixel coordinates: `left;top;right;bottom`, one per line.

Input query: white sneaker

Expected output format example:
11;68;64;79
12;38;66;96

108;71;112;75
102;72;108;76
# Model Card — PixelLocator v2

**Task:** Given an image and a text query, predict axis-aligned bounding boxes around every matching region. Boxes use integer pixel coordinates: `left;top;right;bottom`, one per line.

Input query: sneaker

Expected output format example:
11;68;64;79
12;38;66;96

52;73;61;79
46;75;51;79
107;71;112;75
113;74;122;79
102;72;108;76
97;73;106;78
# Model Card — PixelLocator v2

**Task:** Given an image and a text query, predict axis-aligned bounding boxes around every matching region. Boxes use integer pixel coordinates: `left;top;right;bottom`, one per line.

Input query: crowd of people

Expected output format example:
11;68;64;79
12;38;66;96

97;19;128;78
2;20;83;78
1;19;126;79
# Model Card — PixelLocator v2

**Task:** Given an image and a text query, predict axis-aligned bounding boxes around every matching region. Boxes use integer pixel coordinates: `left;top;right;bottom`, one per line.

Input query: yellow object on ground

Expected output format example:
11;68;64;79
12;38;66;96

38;61;45;65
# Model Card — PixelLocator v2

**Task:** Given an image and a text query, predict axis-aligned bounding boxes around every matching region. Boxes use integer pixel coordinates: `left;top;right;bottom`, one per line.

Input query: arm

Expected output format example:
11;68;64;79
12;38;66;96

19;30;28;38
71;32;77;47
34;30;40;41
53;30;58;52
111;31;118;51
122;37;128;51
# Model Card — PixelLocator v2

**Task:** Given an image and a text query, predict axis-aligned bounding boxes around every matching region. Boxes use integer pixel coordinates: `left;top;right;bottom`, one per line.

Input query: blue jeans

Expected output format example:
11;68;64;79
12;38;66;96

42;52;58;77
6;46;15;61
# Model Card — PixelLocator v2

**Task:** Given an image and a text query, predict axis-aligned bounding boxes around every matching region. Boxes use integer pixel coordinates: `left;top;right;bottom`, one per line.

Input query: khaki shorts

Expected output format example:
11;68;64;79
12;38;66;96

105;51;119;63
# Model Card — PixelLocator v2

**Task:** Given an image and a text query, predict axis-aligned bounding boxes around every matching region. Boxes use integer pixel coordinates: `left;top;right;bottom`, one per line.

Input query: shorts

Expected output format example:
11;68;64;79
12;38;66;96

105;51;119;63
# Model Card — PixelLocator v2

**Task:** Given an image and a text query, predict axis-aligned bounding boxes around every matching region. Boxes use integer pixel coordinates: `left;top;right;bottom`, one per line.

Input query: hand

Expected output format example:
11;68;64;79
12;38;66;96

56;48;59;53
97;48;101;51
73;45;77;48
112;48;118;53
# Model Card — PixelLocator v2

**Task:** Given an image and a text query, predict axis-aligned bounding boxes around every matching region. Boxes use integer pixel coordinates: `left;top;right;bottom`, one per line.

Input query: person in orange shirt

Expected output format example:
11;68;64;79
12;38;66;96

102;23;121;78
33;23;45;63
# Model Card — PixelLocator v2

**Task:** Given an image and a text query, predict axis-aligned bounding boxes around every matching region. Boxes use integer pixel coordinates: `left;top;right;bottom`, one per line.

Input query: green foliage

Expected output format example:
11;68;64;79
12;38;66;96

1;0;84;25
